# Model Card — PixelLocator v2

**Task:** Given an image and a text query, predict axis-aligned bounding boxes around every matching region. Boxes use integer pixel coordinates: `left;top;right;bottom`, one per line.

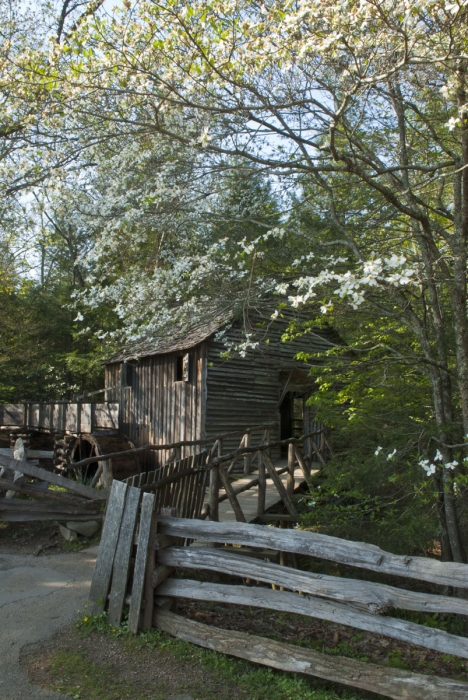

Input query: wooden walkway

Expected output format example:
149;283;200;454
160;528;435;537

218;461;318;523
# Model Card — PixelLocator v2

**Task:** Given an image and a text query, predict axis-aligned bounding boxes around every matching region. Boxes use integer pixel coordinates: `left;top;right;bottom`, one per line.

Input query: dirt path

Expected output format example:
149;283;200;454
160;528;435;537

0;546;98;700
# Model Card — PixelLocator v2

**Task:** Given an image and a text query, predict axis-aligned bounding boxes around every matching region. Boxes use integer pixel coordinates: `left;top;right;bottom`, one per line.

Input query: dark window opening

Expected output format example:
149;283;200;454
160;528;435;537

120;362;134;387
176;353;190;382
279;393;304;456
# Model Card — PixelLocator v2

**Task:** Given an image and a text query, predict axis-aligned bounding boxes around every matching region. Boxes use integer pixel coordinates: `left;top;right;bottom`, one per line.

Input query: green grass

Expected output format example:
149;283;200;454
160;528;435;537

49;650;148;700
69;614;372;700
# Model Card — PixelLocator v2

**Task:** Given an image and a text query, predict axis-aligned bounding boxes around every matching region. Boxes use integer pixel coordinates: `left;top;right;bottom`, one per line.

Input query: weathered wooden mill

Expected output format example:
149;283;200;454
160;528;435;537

0;310;335;495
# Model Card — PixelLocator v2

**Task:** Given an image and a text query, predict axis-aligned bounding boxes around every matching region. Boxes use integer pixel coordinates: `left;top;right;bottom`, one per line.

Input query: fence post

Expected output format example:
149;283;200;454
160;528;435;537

257;440;266;517
243;431;251;474
153;507;178;618
209;440;221;522
265;428;271;459
287;443;295;495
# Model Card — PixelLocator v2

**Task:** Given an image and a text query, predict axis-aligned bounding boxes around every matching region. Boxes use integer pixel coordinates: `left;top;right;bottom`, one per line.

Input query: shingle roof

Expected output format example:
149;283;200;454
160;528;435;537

105;313;231;363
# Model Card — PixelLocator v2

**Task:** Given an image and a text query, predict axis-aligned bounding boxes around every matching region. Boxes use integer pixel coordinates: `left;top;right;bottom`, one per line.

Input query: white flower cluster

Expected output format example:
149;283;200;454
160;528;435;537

281;254;417;310
418;449;459;476
419;459;436;476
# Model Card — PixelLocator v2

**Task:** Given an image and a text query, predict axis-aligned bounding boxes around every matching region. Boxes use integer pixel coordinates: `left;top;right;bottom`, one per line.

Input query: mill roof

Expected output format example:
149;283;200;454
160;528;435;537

105;313;231;363
105;306;339;365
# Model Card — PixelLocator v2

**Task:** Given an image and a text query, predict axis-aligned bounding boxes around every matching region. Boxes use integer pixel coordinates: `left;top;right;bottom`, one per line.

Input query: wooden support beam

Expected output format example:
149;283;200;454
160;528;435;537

218;465;246;523
287;443;295;495
262;454;298;517
294;446;310;479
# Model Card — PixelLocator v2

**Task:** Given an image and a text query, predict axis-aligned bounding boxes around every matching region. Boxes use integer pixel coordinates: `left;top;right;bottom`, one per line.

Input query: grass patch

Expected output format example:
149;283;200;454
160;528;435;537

67;613;372;700
48;650;148;700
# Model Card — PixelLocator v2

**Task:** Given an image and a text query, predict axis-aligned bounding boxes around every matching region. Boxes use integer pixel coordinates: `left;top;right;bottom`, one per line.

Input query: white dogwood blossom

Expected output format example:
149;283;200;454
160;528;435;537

419;459;437;476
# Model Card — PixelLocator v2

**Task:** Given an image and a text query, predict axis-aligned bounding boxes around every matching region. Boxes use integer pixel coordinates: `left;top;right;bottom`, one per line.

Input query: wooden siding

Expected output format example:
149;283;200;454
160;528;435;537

205;340;281;458
105;345;207;469
204;319;332;460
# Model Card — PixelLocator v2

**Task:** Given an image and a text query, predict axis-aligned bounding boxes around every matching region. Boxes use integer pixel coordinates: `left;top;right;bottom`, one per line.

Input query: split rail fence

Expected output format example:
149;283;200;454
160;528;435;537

0;438;107;522
89;480;468;700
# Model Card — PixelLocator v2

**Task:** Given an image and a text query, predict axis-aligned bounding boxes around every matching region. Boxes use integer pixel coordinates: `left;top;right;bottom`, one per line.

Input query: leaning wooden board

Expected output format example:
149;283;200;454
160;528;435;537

108;486;141;628
0;454;107;501
88;481;128;616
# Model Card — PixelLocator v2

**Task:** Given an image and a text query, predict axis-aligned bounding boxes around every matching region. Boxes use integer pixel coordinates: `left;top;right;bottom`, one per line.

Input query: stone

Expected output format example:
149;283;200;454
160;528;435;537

65;520;101;538
58;524;78;541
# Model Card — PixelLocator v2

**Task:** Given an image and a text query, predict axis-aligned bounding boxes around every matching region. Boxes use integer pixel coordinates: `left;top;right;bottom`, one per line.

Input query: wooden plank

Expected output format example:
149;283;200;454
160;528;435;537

257;450;266;516
0;404;24;426
287;443;295;494
0;454;107;501
294;446;310;479
243;432;251;474
209;443;220;521
88;481;128;616
218;465;246;522
193;466;209;520
159;578;468;659
93;403;119;429
0;499;101;514
0;509;104;522
108;485;141;628
66;403;78;433
0;477;99;507
262;454;298;516
159;546;468;617
0;448;53;459
128;492;155;633
157;517;468;588
155;609;468;700
152;564;174;588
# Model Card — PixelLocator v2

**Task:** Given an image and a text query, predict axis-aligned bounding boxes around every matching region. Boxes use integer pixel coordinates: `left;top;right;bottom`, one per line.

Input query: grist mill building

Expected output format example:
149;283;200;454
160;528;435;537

104;310;335;469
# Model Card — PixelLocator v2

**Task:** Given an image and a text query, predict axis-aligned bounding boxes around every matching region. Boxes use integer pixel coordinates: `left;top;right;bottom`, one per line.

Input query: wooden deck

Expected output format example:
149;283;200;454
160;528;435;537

218;461;318;523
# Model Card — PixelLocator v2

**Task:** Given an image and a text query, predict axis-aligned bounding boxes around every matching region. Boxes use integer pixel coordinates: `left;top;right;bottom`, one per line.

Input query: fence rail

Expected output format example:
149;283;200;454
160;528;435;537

87;486;468;700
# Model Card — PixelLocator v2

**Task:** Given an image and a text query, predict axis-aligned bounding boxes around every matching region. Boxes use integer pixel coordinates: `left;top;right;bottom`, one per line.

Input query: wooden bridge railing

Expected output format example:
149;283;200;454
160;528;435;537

88;486;468;700
120;427;327;524
0;401;119;434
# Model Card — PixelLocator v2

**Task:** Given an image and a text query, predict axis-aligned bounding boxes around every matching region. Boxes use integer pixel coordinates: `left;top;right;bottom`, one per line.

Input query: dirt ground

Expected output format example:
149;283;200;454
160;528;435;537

22;625;240;700
21;593;468;700
0;519;98;555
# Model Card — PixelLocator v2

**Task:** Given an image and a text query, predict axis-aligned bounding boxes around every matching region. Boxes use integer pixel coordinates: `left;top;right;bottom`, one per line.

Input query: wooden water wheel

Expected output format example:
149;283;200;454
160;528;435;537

54;433;141;486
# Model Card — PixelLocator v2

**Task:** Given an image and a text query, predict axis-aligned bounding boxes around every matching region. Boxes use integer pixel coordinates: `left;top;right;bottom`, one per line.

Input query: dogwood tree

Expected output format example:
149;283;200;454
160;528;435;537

59;0;468;560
